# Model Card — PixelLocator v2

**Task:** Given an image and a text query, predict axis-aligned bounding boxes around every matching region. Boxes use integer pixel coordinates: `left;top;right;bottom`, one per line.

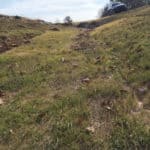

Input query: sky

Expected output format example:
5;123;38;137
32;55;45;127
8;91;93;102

0;0;109;22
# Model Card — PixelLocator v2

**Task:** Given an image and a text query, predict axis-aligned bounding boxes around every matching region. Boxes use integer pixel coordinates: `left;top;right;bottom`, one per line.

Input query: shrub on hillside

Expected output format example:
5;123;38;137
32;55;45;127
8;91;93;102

64;16;73;25
110;0;149;9
100;0;149;17
14;15;21;19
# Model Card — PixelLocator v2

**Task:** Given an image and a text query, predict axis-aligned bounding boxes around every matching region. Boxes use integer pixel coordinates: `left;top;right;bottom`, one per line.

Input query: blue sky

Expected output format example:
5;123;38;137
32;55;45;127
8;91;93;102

0;0;109;22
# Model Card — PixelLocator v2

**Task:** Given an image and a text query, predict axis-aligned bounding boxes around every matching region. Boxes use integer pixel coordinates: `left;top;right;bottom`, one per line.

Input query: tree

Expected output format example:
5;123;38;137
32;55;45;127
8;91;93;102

110;0;149;9
100;0;149;17
64;16;73;25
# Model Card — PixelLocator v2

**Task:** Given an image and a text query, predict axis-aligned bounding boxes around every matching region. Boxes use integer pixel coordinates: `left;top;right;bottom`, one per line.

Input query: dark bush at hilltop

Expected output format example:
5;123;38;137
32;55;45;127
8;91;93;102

14;15;21;19
100;0;150;17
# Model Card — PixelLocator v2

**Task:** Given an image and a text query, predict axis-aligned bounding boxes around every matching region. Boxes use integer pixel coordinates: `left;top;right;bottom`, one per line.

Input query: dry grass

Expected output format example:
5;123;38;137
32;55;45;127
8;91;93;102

0;6;150;150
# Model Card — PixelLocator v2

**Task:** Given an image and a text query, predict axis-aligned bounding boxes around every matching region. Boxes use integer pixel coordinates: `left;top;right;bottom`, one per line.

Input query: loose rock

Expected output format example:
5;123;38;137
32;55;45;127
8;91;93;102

82;77;90;83
106;106;111;111
61;57;65;63
86;126;95;133
0;98;4;105
72;63;78;67
137;101;143;111
137;87;148;95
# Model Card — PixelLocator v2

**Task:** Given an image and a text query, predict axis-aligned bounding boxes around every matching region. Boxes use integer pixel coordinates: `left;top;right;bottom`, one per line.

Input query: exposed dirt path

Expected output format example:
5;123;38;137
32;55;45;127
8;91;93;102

71;29;114;139
71;29;97;52
71;28;150;138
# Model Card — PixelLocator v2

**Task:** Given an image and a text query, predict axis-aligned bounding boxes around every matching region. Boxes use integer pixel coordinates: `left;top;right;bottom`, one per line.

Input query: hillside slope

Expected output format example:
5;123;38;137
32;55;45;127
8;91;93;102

76;6;150;29
0;6;150;149
0;15;55;53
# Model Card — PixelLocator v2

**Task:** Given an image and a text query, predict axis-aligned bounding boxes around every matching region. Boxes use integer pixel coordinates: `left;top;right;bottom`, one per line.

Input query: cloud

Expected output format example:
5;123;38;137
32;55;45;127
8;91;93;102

0;0;109;22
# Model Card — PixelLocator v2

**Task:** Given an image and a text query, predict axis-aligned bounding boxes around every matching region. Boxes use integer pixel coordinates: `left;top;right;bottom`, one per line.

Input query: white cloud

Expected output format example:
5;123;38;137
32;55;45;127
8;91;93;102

0;0;109;22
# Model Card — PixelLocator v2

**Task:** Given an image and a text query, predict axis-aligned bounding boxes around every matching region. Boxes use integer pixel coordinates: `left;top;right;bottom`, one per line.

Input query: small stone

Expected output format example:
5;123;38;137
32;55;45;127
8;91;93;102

0;98;4;105
82;78;90;83
108;75;113;79
72;63;78;67
133;101;143;112
61;57;65;63
106;106;111;110
11;43;18;47
10;129;14;134
137;87;148;95
137;101;143;110
86;126;95;133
